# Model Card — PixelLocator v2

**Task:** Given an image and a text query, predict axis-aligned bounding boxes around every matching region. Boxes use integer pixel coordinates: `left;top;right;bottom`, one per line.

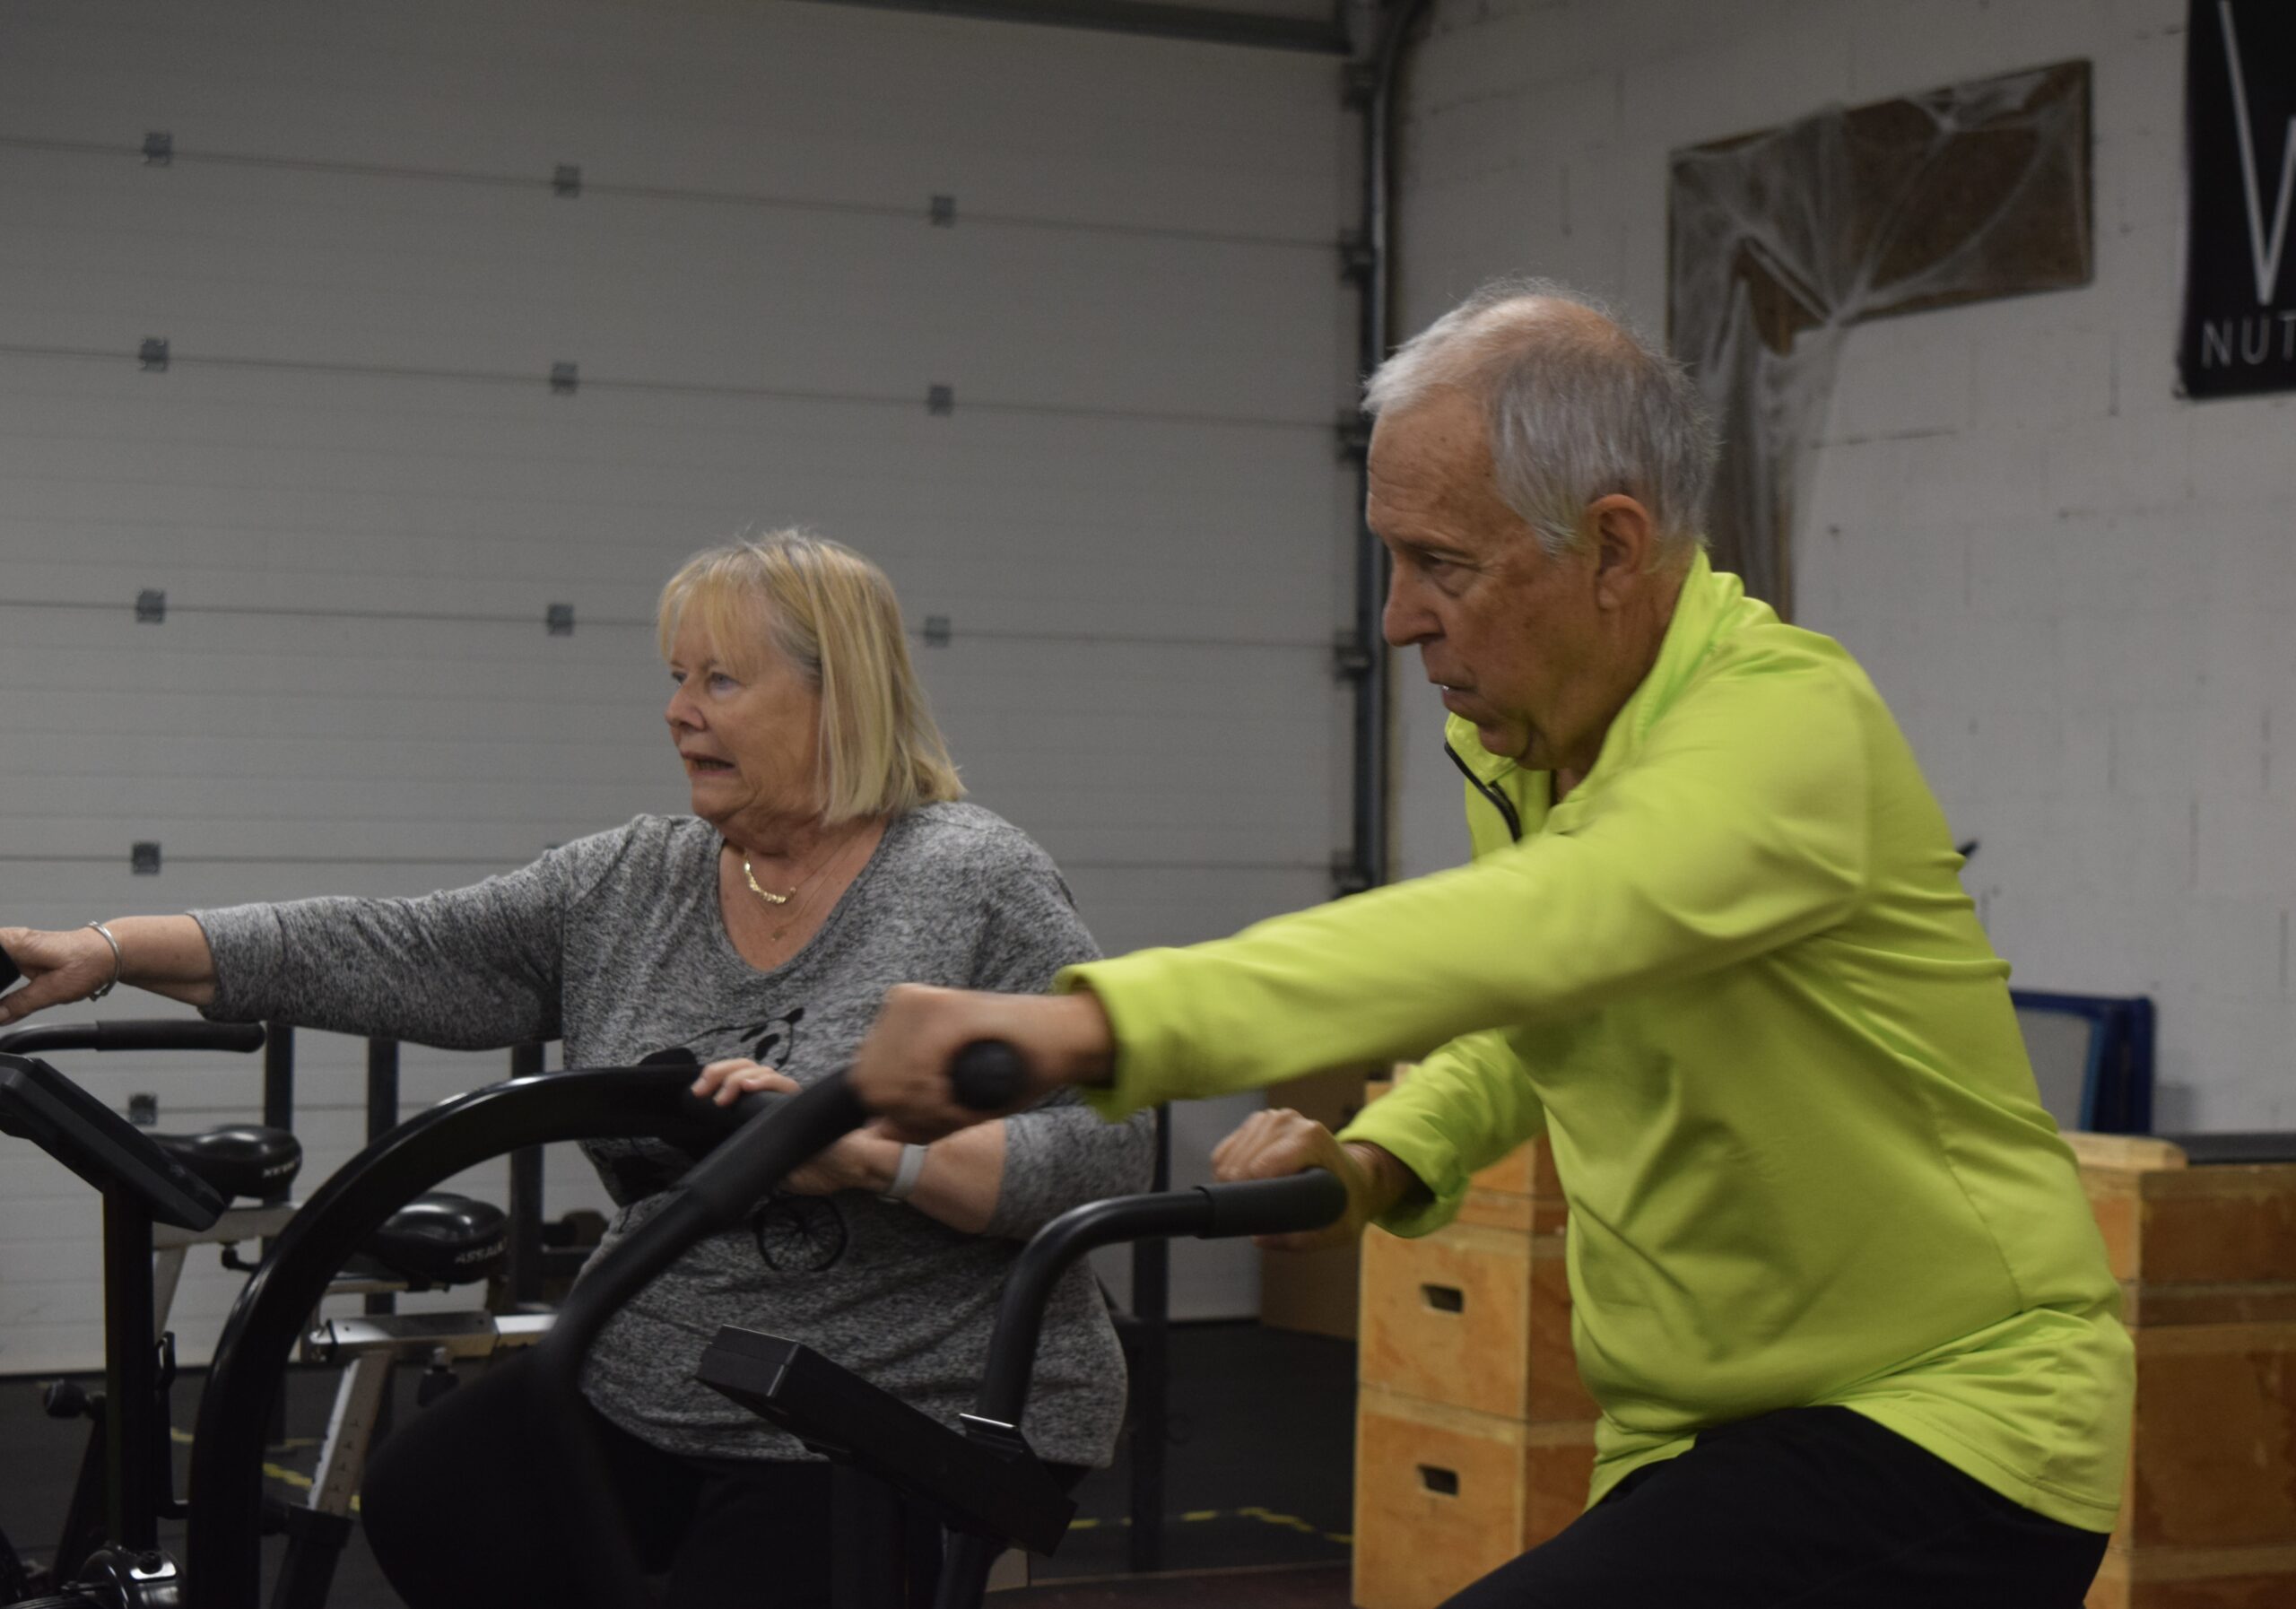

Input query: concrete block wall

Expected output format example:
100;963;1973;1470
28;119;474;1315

1387;0;2293;1129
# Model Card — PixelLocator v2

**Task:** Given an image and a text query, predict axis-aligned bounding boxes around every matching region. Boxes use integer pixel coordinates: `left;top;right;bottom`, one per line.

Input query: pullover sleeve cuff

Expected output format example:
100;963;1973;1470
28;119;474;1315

189;904;287;1023
1335;1102;1472;1239
1051;952;1198;1122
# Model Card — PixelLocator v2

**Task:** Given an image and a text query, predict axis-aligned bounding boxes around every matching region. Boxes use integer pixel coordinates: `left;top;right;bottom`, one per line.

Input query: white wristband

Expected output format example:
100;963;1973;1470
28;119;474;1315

878;1143;929;1205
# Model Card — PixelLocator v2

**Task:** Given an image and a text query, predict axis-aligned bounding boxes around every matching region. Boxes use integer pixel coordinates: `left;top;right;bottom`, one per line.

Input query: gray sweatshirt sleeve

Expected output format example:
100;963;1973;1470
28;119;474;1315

191;838;600;1048
965;832;1156;1239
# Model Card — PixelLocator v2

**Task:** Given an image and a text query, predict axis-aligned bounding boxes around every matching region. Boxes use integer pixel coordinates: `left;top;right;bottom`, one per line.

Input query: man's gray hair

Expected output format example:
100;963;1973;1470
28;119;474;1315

1363;278;1718;559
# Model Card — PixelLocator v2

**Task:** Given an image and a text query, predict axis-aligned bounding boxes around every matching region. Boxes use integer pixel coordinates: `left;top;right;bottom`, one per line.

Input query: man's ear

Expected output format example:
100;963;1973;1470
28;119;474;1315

1584;494;1657;606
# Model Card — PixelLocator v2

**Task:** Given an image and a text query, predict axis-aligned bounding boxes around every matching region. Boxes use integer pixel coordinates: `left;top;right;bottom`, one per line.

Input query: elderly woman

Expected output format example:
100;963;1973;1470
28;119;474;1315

0;532;1149;1609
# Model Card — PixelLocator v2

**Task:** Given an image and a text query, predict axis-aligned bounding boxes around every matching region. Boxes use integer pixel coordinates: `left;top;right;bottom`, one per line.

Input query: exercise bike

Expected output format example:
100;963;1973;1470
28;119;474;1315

0;1024;528;1609
148;1047;1338;1609
522;1046;1348;1609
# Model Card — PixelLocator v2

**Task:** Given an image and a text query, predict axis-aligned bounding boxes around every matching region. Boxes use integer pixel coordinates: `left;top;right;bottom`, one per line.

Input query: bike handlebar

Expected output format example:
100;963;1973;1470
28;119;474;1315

970;1170;1345;1428
947;1039;1029;1110
0;1019;267;1057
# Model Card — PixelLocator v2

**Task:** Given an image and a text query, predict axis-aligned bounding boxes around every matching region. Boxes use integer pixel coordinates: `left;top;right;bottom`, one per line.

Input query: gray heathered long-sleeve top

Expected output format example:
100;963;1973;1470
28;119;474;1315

193;804;1150;1466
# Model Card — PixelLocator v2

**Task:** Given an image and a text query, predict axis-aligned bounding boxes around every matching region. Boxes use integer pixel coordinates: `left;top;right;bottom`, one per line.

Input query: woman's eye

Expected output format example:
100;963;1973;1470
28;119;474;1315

708;673;738;693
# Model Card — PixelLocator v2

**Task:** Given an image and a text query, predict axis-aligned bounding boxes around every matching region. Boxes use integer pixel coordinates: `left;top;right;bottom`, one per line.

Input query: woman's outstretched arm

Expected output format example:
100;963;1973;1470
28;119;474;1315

0;915;218;1024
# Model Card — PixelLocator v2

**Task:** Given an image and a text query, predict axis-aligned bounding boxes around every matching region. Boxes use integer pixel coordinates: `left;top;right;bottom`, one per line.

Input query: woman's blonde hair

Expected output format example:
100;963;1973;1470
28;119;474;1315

657;532;964;823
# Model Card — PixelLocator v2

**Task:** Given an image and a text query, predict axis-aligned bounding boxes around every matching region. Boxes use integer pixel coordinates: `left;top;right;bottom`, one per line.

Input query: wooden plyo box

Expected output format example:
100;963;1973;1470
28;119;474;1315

1354;1093;1593;1609
1358;1209;1591;1425
2072;1135;2296;1609
1354;1385;1595;1609
1356;1118;2296;1609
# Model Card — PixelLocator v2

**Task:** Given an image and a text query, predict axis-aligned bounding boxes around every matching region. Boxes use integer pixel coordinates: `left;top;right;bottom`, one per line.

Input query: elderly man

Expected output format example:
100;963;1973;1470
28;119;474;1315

850;281;2129;1606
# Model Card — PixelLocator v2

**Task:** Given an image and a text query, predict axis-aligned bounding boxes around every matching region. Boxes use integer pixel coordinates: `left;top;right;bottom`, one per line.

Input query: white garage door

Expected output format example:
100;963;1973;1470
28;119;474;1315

0;0;1354;1368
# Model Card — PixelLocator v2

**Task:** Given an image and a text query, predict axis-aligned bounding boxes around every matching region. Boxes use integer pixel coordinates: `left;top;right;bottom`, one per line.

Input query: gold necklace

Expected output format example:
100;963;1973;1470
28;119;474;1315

738;827;856;910
750;829;872;951
741;856;796;906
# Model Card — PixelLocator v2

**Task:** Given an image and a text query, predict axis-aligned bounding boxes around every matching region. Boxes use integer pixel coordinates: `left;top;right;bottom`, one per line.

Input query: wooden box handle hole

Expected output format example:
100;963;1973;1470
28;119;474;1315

1422;1283;1465;1312
1419;1465;1460;1496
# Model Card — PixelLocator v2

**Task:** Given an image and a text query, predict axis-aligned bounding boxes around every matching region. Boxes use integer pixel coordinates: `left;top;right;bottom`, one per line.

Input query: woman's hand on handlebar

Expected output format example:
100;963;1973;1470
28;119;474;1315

1211;1108;1418;1253
692;1058;904;1196
692;1057;800;1109
848;984;1114;1143
0;926;118;1026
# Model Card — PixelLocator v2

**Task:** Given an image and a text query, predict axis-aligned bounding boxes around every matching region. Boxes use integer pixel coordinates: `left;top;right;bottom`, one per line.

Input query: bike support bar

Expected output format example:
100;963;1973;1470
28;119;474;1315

929;1170;1347;1609
184;1066;756;1609
976;1171;1348;1428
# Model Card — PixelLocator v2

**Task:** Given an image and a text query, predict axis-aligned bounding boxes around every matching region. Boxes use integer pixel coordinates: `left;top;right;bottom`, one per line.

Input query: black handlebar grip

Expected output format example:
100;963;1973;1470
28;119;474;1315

95;1020;266;1054
0;1019;267;1057
1195;1169;1350;1239
948;1039;1029;1111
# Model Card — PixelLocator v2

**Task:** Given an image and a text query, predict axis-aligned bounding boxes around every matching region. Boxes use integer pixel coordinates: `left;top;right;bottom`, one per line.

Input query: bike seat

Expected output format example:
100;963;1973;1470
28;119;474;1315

352;1193;508;1287
151;1125;302;1202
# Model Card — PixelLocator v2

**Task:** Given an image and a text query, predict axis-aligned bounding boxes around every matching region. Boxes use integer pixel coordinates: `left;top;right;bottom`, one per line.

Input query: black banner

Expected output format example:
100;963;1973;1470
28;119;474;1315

2179;0;2296;398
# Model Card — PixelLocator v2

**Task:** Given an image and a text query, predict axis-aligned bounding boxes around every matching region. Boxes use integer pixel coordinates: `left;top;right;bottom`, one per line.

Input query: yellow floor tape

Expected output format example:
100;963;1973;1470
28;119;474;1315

1062;1509;1347;1544
170;1427;359;1513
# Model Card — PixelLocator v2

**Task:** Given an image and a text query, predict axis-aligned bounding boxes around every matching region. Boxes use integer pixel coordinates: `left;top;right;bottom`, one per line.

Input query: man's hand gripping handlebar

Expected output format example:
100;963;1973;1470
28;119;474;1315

847;982;1426;1253
848;984;1115;1142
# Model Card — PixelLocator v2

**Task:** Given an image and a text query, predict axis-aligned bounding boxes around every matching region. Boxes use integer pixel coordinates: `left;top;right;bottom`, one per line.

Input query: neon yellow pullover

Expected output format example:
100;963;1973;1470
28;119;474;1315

1061;553;2130;1532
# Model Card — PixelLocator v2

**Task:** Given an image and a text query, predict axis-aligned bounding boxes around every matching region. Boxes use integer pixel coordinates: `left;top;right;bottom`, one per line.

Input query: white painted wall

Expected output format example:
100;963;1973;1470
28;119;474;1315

1387;0;2292;1131
0;0;1356;1369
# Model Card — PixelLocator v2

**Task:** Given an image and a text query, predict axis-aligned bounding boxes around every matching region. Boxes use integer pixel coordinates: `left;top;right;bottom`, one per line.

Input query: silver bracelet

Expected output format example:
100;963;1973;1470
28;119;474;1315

878;1143;929;1205
84;921;123;1000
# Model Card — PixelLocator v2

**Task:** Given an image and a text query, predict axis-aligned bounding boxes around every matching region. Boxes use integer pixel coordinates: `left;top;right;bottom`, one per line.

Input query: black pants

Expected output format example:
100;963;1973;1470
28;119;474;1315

1444;1407;2109;1609
362;1351;940;1609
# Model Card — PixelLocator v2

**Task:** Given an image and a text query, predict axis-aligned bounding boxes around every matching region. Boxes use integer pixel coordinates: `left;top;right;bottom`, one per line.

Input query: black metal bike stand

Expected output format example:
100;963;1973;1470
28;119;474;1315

1126;1103;1171;1574
100;1190;162;1560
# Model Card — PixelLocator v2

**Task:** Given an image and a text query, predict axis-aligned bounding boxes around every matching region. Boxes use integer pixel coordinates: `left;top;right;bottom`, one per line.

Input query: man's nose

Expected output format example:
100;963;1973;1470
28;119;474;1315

1383;568;1432;648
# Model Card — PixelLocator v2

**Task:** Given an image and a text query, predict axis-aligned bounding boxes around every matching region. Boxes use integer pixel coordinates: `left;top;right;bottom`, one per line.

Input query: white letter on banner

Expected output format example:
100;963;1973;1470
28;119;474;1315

2220;0;2296;305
